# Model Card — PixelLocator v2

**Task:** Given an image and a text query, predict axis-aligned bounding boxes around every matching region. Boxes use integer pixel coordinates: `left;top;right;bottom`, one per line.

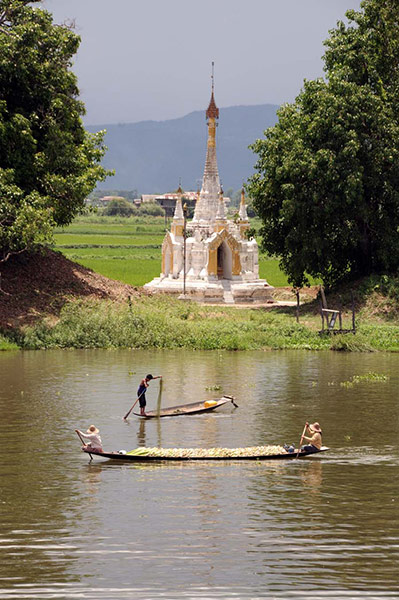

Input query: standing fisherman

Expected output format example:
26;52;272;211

137;374;162;416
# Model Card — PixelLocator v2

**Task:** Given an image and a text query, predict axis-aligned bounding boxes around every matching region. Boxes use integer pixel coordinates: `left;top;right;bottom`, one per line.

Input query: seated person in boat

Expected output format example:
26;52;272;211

75;425;103;453
302;422;322;452
137;373;162;416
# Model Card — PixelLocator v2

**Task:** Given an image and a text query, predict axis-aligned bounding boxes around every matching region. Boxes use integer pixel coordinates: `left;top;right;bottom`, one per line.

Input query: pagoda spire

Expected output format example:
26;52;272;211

238;186;248;221
193;62;221;222
173;182;184;220
171;181;184;237
216;185;226;221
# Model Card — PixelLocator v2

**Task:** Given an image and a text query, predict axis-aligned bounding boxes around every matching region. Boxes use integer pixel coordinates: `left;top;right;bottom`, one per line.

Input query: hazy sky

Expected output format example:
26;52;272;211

43;0;361;126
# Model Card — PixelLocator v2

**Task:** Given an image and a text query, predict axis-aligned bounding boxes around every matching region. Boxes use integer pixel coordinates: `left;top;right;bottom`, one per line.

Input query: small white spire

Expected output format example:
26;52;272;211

216;186;226;220
239;186;248;221
173;183;184;220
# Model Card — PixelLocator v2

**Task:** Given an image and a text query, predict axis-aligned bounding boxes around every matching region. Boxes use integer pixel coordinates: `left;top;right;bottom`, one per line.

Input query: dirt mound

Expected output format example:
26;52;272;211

0;249;140;331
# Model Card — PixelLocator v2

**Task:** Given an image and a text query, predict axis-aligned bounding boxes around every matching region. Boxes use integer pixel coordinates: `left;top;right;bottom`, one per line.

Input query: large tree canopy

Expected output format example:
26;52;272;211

0;0;110;262
248;0;399;288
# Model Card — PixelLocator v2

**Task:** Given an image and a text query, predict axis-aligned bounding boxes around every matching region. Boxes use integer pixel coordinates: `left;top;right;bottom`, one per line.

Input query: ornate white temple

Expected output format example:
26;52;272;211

144;80;273;304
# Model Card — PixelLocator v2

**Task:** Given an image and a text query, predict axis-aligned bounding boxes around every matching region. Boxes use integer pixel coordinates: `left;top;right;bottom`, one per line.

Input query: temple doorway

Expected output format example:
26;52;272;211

217;241;232;279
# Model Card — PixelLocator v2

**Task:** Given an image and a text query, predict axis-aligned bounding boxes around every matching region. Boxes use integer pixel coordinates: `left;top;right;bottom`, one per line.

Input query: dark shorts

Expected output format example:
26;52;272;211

139;394;146;408
302;444;319;453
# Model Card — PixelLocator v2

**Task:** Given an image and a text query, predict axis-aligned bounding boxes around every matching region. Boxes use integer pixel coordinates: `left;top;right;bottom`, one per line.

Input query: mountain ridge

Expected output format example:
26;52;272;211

87;103;279;193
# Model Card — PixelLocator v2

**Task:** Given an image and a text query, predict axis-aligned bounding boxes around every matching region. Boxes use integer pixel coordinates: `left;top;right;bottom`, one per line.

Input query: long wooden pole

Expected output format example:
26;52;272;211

296;423;307;458
156;376;164;418
183;203;187;297
123;389;146;420
76;430;93;460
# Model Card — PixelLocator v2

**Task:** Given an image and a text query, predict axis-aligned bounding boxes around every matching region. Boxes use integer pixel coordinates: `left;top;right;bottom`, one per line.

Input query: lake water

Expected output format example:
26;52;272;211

0;348;398;600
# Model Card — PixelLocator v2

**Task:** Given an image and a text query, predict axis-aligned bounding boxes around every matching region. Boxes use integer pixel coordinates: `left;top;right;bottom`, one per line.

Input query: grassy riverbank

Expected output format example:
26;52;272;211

0;335;19;351
9;292;399;352
1;217;399;352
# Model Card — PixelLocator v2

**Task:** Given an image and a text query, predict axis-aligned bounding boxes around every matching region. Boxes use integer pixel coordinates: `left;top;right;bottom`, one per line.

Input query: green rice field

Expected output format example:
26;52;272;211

53;216;291;287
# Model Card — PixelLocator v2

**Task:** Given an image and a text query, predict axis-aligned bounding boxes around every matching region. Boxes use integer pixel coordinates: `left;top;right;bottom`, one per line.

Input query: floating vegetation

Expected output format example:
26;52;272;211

205;385;222;391
340;372;389;388
126;445;287;459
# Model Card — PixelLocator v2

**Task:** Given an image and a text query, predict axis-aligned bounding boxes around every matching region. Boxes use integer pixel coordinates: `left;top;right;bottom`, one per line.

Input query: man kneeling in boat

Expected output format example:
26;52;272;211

75;425;103;453
302;422;322;453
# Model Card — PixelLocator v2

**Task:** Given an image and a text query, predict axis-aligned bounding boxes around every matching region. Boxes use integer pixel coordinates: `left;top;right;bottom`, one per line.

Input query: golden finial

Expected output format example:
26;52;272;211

206;62;219;120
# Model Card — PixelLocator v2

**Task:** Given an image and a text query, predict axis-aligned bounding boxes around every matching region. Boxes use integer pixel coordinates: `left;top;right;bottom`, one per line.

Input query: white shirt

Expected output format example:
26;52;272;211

77;430;103;451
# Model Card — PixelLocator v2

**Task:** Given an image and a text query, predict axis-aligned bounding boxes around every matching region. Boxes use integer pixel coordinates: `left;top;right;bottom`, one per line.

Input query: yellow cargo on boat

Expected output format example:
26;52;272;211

204;400;218;408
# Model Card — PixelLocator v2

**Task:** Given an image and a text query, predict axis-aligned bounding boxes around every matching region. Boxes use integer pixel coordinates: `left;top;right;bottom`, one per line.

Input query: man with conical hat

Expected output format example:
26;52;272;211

302;422;323;452
75;425;103;453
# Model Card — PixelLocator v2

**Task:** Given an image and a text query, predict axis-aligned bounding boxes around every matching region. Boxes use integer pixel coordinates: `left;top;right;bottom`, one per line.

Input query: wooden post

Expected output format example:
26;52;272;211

351;291;356;333
320;285;328;309
295;288;300;323
339;297;343;331
319;296;324;332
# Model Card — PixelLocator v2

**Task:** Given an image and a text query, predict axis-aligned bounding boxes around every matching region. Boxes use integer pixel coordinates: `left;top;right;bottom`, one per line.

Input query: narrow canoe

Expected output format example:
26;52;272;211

133;395;237;418
82;446;329;462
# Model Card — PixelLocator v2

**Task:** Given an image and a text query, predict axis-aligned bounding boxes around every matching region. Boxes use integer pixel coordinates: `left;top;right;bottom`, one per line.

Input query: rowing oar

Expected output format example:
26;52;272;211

223;394;239;408
76;430;93;461
123;389;146;420
296;423;307;458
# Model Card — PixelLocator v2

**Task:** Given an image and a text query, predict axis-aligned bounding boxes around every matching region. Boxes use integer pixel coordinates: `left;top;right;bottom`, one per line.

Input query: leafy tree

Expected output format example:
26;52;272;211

138;201;165;217
0;0;110;262
102;197;136;217
248;0;399;288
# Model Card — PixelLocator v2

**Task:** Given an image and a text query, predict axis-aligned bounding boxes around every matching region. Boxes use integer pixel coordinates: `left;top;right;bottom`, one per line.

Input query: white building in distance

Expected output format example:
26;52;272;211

145;82;273;304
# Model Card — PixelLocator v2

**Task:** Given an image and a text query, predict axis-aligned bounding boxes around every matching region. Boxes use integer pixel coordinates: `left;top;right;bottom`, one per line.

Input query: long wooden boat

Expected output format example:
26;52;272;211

82;445;329;462
133;395;237;418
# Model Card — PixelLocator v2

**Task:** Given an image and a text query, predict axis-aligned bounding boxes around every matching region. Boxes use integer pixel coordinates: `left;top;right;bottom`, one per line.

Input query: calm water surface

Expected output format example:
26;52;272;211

0;349;398;600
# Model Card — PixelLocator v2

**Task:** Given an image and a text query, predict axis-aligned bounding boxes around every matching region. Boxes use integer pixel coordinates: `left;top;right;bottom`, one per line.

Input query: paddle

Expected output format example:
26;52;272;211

76;430;93;460
123;388;146;420
296;422;308;458
223;394;239;408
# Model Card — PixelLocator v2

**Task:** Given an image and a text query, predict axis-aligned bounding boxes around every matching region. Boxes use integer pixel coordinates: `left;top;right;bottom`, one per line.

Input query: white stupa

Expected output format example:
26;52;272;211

144;75;273;304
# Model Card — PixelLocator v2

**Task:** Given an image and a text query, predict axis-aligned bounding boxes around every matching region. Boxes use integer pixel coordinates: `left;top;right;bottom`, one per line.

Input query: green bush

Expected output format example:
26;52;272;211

0;333;19;351
102;198;137;217
138;202;164;217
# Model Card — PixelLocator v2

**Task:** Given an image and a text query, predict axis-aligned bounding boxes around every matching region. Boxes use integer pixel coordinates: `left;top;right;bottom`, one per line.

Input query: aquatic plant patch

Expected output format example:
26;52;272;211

339;372;389;388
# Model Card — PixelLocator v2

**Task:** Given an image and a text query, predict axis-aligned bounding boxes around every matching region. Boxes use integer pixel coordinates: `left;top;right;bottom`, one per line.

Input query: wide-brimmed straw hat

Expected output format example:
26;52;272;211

309;422;322;433
87;425;99;434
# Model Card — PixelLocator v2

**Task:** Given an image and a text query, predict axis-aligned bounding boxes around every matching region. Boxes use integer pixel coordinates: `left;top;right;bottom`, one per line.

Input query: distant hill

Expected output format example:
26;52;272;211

86;104;279;194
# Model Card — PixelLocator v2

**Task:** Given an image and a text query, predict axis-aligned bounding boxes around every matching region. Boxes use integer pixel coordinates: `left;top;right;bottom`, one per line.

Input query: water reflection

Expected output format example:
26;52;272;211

301;460;323;498
1;348;399;599
79;465;103;503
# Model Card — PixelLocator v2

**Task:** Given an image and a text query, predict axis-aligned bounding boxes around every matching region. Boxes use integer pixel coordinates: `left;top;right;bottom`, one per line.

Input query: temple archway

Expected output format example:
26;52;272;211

217;240;232;279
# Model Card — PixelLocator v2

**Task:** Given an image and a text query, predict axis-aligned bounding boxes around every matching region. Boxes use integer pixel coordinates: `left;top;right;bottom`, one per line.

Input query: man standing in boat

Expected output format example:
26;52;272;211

301;422;322;452
137;374;162;416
